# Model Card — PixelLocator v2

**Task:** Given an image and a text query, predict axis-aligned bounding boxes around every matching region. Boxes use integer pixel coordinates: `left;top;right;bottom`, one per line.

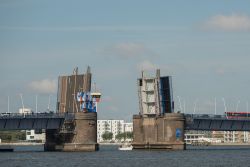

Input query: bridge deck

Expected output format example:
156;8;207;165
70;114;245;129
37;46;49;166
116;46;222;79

185;114;250;131
0;113;74;130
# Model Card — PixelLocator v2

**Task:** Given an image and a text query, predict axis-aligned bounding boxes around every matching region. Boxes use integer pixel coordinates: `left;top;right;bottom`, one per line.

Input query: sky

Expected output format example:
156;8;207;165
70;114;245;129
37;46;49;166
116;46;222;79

1;0;250;121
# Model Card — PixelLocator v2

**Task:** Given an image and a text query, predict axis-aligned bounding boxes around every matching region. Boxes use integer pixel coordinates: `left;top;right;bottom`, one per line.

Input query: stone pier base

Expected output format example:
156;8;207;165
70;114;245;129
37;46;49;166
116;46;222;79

132;113;185;150
44;112;98;152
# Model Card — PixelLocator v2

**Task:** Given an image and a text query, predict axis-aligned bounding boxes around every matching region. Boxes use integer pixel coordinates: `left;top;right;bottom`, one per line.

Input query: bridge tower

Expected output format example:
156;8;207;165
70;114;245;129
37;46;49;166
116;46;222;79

132;69;185;150
44;67;99;151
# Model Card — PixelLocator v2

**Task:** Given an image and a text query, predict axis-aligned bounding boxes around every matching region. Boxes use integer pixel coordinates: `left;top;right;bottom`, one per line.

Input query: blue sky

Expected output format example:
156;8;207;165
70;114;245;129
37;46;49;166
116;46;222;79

1;0;250;121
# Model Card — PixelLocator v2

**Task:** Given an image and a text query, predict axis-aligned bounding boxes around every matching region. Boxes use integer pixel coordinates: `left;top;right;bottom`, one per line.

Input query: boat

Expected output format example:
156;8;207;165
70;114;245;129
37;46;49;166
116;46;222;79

118;143;133;151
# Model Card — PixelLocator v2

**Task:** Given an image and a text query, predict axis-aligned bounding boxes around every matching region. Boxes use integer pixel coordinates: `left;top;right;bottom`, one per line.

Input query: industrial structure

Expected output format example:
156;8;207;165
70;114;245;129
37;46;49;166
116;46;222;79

132;69;185;150
44;67;100;151
2;67;250;151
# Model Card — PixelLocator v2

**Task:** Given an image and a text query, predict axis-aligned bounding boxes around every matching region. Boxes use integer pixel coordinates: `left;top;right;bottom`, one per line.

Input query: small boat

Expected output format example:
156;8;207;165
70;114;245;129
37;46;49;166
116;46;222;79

118;143;133;151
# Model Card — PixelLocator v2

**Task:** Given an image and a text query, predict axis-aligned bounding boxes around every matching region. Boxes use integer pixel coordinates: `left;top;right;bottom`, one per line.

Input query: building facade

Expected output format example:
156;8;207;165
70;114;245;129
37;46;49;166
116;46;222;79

97;120;133;142
212;131;250;143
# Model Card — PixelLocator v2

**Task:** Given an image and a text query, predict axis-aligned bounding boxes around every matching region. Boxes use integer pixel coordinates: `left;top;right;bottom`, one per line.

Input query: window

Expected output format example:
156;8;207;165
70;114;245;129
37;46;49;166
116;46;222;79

27;132;31;135
30;136;34;139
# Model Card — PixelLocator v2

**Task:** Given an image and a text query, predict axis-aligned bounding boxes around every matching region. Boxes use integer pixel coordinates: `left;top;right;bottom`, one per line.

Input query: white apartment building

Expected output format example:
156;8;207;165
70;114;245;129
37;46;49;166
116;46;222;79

19;108;33;114
223;131;250;143
26;130;46;142
97;120;133;142
19;108;45;142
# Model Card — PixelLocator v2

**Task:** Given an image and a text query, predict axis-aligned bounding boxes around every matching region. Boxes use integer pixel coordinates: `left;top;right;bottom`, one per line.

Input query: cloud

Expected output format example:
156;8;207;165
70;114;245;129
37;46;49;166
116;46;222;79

102;96;113;102
137;60;158;71
202;14;250;31
0;25;187;32
106;105;119;112
103;43;151;59
29;79;57;94
215;68;226;76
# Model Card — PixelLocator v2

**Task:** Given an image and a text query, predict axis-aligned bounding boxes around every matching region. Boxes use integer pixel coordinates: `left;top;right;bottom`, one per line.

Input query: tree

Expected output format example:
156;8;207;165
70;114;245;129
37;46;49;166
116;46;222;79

125;132;133;139
115;133;124;141
115;132;133;141
102;131;113;141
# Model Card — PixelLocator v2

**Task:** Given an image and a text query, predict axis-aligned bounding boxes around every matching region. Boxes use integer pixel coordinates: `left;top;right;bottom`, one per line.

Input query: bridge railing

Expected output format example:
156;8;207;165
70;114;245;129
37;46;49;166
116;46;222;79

0;112;75;120
185;114;250;120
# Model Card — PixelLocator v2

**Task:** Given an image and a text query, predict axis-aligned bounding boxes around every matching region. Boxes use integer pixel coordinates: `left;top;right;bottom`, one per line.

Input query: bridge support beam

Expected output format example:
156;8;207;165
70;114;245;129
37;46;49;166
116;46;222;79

132;113;185;150
44;112;98;151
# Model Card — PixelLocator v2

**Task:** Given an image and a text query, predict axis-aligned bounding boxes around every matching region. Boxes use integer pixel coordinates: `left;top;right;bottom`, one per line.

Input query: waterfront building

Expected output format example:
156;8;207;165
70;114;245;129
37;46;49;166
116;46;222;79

18;108;33;114
212;131;250;143
97;120;133;142
26;130;45;142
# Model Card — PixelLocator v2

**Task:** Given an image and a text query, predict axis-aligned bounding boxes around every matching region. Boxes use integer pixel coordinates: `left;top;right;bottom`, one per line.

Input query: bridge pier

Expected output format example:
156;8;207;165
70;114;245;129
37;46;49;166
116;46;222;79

44;112;98;152
132;113;185;150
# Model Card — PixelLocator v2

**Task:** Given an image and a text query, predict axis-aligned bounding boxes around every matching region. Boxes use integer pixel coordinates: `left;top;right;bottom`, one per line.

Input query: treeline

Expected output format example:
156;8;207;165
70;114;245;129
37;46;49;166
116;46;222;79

102;131;133;141
0;131;26;142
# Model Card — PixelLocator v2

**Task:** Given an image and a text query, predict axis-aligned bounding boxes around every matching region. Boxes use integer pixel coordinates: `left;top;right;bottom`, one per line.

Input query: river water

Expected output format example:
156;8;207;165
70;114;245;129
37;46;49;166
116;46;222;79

1;145;250;167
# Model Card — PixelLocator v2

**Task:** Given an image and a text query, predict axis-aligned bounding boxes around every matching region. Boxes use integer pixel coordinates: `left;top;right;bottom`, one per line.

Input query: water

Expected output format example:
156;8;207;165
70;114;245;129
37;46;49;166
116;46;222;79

1;145;250;167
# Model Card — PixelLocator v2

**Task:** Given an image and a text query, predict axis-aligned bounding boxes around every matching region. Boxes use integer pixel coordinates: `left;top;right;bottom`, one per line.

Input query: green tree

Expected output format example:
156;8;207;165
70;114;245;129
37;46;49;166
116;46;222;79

115;132;133;141
126;132;133;139
115;133;124;141
102;131;113;141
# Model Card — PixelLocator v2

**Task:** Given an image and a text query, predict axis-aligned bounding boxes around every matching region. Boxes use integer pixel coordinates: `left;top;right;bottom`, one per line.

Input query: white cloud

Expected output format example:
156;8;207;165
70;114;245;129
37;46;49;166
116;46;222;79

104;43;149;58
202;14;250;31
29;79;57;94
215;68;226;76
137;60;158;71
106;106;118;112
102;96;113;102
0;25;187;32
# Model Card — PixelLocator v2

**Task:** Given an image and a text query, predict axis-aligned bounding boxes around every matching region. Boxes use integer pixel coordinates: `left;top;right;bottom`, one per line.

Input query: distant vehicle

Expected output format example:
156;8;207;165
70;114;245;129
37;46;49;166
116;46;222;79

225;112;250;119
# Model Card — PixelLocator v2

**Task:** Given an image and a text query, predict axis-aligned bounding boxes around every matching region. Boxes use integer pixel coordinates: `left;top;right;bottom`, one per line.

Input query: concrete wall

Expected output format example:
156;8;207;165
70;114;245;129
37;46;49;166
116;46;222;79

44;112;98;151
132;113;185;150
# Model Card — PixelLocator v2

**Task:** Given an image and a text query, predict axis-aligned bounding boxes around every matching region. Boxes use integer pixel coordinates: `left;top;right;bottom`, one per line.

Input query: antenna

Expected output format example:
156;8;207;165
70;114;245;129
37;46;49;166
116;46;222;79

183;100;186;114
222;98;227;113
236;100;240;112
247;101;249;118
247;101;249;112
47;95;51;112
36;95;38;113
177;96;182;112
7;96;9;113
19;94;24;113
193;99;198;115
214;97;217;115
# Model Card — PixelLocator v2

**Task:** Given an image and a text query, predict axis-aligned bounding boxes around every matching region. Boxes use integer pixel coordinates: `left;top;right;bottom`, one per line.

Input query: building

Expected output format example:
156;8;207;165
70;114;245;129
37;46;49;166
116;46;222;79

212;131;250;143
26;130;45;142
18;108;33;114
18;108;45;142
97;120;133;142
185;132;221;144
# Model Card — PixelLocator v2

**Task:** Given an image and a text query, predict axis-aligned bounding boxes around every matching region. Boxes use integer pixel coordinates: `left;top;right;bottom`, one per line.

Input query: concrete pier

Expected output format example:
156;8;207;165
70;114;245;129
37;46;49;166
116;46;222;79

44;112;98;151
132;113;185;150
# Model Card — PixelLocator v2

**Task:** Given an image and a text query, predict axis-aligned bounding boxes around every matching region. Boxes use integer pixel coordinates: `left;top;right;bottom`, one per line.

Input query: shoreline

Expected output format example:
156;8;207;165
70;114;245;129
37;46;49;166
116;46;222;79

0;142;44;146
1;142;250;146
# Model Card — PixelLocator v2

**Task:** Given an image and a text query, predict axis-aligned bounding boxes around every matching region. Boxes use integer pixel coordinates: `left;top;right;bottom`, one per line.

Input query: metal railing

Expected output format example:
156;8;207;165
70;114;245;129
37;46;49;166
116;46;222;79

185;114;250;121
0;112;75;120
